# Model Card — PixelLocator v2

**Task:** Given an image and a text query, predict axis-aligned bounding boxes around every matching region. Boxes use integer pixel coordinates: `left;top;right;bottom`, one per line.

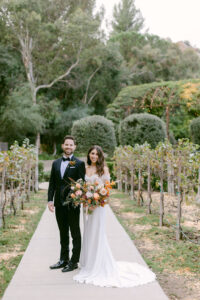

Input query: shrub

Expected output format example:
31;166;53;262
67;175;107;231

119;113;167;148
71;115;117;155
190;117;200;144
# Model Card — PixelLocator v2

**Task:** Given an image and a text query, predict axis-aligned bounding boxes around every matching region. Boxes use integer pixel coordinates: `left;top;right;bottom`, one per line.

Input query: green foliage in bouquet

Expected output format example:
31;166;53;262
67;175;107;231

71;115;117;155
119;113;166;148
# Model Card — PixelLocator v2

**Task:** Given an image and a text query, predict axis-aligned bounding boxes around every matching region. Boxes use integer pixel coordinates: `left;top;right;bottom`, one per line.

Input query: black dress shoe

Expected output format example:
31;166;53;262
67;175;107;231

62;262;78;272
50;260;68;269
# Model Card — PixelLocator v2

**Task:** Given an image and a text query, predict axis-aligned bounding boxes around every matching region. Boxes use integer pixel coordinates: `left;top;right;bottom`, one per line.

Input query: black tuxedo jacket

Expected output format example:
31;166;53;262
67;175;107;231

48;156;86;207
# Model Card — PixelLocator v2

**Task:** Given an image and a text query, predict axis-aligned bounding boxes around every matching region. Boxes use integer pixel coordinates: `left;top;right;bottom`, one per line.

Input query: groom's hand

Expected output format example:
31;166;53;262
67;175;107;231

48;201;54;212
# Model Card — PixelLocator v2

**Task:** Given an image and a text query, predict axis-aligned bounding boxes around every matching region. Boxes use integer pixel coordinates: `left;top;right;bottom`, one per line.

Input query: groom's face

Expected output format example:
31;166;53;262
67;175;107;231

62;139;76;156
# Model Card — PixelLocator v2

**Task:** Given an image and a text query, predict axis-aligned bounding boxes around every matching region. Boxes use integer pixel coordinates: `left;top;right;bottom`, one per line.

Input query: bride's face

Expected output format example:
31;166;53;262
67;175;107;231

89;149;98;164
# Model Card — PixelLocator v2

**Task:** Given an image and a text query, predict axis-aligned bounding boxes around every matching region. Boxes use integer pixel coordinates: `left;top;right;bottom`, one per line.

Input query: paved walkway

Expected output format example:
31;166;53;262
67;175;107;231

2;183;168;300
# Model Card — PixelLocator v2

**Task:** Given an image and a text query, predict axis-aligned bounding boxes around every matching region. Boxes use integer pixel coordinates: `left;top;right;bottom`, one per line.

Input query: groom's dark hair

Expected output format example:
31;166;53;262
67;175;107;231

63;135;76;145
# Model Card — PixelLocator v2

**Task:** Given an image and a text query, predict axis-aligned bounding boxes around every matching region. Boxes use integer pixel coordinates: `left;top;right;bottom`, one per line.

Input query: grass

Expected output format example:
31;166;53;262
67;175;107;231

0;190;47;298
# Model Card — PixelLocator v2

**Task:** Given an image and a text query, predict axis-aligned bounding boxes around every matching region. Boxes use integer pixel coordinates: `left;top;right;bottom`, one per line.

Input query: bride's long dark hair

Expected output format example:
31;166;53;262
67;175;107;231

87;145;105;176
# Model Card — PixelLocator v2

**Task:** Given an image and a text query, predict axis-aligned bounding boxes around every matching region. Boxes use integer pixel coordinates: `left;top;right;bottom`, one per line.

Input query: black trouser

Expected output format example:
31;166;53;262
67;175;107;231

55;205;81;264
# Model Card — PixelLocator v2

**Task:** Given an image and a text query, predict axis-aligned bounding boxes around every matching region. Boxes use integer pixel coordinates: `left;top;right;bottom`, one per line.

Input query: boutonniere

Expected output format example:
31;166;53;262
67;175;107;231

69;160;76;166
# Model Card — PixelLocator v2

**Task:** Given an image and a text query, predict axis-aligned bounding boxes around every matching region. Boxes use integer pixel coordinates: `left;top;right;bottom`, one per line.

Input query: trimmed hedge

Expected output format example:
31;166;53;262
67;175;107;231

71;115;116;155
190;117;200;144
119;113;167;148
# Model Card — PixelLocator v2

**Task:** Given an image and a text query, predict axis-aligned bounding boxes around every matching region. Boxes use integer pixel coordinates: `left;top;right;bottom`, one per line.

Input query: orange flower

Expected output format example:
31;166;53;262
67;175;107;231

71;193;76;199
105;182;112;189
93;193;100;200
76;183;81;189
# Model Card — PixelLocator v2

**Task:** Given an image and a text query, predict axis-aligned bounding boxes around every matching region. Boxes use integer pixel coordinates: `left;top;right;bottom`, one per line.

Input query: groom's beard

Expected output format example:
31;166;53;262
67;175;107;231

63;149;74;156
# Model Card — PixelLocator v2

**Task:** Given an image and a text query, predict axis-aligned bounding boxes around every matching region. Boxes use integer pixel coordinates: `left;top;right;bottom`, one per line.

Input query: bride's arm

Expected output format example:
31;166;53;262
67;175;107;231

103;166;110;183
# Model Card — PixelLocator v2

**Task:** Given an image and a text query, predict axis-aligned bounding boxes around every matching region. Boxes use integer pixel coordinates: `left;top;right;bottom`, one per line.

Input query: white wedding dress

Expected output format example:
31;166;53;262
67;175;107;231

73;174;156;288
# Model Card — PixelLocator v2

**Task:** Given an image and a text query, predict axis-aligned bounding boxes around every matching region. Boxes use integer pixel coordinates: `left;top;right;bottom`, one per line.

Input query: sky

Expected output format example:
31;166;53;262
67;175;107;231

95;0;200;49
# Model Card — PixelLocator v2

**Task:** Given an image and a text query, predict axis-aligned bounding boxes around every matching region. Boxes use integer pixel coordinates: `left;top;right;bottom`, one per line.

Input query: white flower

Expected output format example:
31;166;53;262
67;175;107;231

97;184;104;190
86;191;93;198
75;190;82;196
100;188;107;196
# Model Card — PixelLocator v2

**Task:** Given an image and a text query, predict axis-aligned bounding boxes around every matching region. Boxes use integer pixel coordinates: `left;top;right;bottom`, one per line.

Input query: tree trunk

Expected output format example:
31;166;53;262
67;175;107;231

130;167;135;201
2;188;7;228
34;132;40;192
124;170;128;194
27;167;31;201
147;161;152;214
176;164;183;240
137;167;142;206
159;162;164;226
31;168;35;191
17;181;23;210
0;165;6;228
176;189;183;241
167;160;175;194
118;167;122;191
196;167;200;204
10;181;17;216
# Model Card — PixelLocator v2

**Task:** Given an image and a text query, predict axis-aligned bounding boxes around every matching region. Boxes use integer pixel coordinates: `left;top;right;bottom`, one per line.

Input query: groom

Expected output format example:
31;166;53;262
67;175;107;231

48;135;85;272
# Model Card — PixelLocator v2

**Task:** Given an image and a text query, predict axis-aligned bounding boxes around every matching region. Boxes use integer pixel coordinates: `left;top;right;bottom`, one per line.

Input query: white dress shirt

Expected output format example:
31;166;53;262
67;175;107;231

60;154;73;178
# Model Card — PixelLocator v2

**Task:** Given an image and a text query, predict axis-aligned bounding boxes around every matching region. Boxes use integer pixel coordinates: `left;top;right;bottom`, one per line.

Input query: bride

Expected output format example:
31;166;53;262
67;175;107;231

73;145;156;288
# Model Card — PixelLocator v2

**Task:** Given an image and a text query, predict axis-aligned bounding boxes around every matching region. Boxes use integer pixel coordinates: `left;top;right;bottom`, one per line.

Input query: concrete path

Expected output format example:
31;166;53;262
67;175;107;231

2;183;168;300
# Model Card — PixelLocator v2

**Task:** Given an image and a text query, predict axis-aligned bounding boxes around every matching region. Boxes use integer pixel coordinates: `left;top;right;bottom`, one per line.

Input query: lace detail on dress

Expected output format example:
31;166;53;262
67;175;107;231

85;173;110;184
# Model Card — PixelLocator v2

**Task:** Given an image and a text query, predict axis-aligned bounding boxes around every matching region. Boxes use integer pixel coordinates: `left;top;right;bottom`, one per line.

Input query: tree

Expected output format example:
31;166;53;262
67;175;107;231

41;102;93;154
106;79;200;141
112;0;144;33
0;44;25;106
109;31;200;85
0;84;44;143
0;0;102;190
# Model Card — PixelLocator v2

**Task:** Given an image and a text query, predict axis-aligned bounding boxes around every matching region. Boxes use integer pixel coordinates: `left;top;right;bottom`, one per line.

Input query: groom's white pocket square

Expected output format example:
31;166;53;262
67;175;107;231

70;167;76;169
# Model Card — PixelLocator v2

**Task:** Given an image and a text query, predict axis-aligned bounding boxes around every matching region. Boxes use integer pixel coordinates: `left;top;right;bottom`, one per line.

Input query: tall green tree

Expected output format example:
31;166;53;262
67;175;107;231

109;31;200;84
112;0;144;33
0;84;44;143
0;0;102;190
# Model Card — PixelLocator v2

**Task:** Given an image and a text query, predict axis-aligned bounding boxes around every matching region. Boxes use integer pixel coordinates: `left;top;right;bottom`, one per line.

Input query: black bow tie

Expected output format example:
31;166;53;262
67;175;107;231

62;157;70;161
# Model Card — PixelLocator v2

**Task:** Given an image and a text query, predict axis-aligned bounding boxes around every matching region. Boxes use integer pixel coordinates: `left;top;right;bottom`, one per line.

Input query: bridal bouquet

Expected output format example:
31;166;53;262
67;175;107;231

65;178;115;214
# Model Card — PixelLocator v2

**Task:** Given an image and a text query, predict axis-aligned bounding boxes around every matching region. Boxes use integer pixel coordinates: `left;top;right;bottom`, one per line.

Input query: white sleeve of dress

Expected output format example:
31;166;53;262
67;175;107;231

103;174;110;183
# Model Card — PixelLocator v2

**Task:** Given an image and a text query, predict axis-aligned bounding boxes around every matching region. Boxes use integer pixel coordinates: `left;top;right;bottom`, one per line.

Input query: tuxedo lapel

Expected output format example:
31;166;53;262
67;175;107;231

57;158;62;180
63;163;70;178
